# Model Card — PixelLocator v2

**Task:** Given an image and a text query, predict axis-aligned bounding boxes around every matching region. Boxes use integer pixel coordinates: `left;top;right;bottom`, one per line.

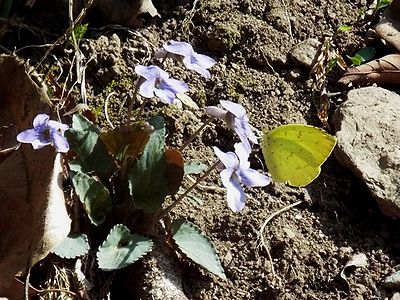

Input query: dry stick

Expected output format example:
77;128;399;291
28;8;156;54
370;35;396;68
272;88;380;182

21;274;78;299
258;200;303;285
186;174;225;192
158;160;221;221
126;78;140;125
281;0;294;43
69;0;88;105
178;116;212;152
105;92;117;129
30;0;94;74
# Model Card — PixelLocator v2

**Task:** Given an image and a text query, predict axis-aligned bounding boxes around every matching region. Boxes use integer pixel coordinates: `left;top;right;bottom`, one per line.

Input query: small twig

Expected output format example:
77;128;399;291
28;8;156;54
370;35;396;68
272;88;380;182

281;0;294;43
126;78;140;124
181;0;200;39
105;92;116;129
31;0;93;74
179;117;212;152
258;200;303;285
186;174;225;192
39;288;78;298
158;160;220;220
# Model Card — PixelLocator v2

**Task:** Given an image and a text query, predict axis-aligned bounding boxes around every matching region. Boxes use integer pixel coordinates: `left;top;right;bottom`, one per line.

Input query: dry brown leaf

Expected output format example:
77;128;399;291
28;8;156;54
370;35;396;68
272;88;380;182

0;55;71;296
338;53;400;86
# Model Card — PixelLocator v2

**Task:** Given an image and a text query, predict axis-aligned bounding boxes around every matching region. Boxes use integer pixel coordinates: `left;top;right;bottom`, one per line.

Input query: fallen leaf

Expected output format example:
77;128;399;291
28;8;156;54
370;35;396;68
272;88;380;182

338;54;400;86
0;55;71;296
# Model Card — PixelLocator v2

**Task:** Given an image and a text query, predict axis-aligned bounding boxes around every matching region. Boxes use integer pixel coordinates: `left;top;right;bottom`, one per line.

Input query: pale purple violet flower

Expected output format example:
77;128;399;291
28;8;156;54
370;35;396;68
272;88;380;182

135;65;189;104
155;40;216;78
16;114;69;153
206;100;258;152
213;143;271;212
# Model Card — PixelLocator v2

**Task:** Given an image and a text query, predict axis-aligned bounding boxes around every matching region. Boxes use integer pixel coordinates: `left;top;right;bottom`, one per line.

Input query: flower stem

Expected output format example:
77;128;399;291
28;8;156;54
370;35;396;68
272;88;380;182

135;97;148;120
158;159;220;220
179;116;212;152
126;77;140;125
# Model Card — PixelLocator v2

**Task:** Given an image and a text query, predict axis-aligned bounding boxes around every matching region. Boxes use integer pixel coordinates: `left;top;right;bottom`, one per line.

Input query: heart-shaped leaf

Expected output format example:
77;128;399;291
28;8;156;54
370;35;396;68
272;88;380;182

67;129;115;174
128;116;168;213
52;233;90;259
97;224;153;271
70;171;112;225
172;219;226;280
71;114;100;133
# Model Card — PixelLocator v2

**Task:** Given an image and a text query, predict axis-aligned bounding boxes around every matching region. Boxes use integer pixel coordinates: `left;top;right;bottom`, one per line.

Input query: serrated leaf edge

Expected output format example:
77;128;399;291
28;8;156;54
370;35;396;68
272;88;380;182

172;219;226;280
52;233;90;259
96;224;153;271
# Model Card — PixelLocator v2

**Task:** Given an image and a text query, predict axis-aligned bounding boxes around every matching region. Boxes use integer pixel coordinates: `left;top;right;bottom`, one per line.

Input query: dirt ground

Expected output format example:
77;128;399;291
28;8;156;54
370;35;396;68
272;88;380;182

2;0;400;299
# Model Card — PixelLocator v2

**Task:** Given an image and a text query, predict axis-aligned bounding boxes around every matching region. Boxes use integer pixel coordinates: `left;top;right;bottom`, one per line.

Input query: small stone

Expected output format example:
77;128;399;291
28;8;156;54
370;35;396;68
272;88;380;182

287;68;302;81
391;292;400;300
333;87;400;218
289;38;321;69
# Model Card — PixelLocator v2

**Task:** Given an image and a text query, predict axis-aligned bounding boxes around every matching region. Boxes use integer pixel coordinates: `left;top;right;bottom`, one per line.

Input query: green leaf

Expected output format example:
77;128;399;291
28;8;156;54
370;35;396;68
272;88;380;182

100;122;153;161
69;23;88;44
70;171;112;225
336;25;353;33
326;58;338;73
52;233;89;259
128;116;168;213
172;219;226;280
348;47;376;66
184;162;208;175
347;55;362;66
72;114;100;133
97;224;153;271
66;129;115;174
376;0;392;10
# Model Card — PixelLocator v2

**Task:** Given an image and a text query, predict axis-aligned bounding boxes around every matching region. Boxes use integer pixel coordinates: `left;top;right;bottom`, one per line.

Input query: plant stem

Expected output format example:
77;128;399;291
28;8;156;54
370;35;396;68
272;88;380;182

158;160;221;220
135;97;148;121
179;116;212;152
126;77;140;125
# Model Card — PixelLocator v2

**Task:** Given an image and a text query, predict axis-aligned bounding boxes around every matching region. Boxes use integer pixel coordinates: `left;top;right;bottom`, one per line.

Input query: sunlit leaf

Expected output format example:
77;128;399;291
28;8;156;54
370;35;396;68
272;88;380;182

336;25;353;33
97;224;153;271
52;233;89;259
184;161;208;175
172;219;226;280
128;116;168;213
347;47;376;66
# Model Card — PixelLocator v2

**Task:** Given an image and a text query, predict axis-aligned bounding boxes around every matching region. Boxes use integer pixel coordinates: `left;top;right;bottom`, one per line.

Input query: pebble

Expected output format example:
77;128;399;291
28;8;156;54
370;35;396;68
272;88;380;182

289;38;321;69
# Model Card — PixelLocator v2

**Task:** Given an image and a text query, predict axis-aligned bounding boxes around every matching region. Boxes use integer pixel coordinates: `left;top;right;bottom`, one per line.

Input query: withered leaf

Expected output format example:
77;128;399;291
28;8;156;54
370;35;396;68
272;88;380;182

0;55;71;296
338;54;400;86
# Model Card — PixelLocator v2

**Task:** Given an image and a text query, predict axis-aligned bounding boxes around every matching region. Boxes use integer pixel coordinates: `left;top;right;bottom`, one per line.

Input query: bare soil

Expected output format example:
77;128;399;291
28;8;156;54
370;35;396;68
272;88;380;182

2;0;400;299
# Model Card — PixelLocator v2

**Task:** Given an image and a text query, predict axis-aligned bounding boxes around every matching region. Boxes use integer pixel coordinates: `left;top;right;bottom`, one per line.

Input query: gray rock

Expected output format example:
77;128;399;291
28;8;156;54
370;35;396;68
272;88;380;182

333;87;400;218
289;38;321;69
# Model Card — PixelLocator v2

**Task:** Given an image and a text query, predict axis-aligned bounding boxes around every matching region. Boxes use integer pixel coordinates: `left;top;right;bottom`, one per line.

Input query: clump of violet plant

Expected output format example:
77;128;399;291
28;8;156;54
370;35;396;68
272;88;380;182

15;40;270;282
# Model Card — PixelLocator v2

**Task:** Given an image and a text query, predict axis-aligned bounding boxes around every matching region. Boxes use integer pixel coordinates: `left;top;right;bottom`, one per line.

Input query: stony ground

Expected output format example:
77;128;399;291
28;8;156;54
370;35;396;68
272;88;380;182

2;0;400;299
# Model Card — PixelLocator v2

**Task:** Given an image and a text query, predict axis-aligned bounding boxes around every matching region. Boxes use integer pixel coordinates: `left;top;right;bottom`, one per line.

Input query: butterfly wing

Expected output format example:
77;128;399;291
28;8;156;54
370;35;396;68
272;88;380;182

261;124;336;187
